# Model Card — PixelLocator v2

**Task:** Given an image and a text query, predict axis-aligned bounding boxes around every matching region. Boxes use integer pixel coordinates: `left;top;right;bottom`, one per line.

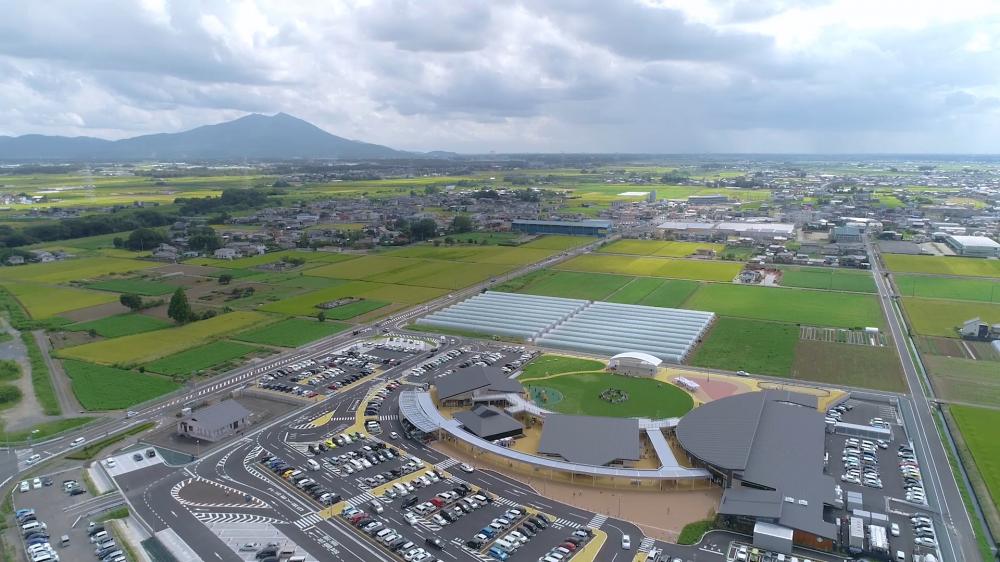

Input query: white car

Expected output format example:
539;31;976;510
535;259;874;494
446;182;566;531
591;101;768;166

891;523;900;537
32;478;42;489
621;534;631;549
104;457;117;468
71;437;85;446
25;454;41;465
390;432;399;439
459;463;475;473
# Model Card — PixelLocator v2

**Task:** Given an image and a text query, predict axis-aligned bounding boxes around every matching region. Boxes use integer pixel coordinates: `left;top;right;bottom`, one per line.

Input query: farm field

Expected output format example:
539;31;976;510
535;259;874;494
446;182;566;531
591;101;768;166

902;298;1000;337
305;255;417;280
524;371;693;419
66;313;171;338
0;256;157;284
519;354;606;381
261;281;447;315
373;259;510;289
598;239;725;257
86;278;177;296
518;235;593;250
924;356;1000;407
895;274;1000;302
145;341;260;376
233;317;349;347
951;406;1000;514
494;270;632;301
778;266;877;293
685;284;885;329
555;254;741;282
884;254;1000;278
917;335;1000;360
188;249;357;269
382;245;557;266
432;232;524;245
320;299;388;320
4;282;118;319
606;278;700;308
790;341;906;392
58;311;271;365
690;318;799;376
62;360;181;410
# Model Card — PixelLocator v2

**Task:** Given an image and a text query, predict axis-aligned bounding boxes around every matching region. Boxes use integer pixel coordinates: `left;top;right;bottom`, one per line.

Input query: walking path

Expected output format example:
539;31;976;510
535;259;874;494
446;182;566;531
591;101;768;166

0;320;51;432
34;329;91;416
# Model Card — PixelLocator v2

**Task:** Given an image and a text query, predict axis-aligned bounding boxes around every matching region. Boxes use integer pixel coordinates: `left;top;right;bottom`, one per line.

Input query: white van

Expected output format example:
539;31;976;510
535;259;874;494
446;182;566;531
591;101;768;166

895;552;905;562
306;459;321;471
89;530;109;544
21;521;46;535
394;483;408;495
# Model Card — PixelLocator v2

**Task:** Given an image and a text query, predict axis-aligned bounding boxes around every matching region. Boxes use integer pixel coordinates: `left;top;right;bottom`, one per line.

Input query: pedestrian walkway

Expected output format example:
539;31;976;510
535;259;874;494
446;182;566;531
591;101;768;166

639;536;656;552
586;513;608;529
436;458;459;470
293;512;324;529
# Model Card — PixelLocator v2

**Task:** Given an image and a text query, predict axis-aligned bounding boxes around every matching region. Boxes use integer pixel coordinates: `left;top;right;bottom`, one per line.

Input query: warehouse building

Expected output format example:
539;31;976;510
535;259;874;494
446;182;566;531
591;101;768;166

608;351;662;377
453;405;524;441
537;414;641;467
687;194;730;205
831;225;863;243
675;391;838;552
944;235;1000;257
512;219;611;236
658;221;795;242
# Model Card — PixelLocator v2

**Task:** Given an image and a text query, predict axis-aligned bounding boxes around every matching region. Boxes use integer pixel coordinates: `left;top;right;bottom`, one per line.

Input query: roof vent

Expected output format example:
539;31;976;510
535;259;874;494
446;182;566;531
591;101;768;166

783;497;795;503
798;499;809;506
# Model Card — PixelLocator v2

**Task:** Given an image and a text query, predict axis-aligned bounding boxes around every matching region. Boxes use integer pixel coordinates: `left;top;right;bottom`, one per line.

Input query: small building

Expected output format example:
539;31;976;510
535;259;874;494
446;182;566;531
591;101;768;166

511;219;611;237
213;248;238;260
453;405;524;441
177;400;251;443
687;194;730;206
831;225;863;243
608;352;662;377
5;255;24;265
944;235;1000;258
434;366;525;407
960;317;990;340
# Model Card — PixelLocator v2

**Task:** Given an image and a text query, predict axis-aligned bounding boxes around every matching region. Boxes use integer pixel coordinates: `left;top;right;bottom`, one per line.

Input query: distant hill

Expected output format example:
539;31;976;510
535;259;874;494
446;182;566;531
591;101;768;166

0;113;408;161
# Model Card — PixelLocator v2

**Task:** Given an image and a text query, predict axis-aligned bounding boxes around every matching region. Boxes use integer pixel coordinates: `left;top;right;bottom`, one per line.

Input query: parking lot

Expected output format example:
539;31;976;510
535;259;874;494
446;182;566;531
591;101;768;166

823;398;939;562
258;344;416;399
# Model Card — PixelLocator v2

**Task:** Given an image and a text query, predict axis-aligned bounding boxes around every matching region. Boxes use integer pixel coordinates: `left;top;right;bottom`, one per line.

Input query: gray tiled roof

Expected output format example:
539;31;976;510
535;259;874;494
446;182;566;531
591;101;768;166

453;405;523;439
537;414;640;466
434;366;523;401
182;400;251;432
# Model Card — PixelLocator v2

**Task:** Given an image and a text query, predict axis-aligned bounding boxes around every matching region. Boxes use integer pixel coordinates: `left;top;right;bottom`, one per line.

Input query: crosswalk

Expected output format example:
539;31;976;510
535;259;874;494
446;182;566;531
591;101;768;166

639;537;656;552
436;458;460;470
375;414;398;422
194;512;283;524
550;517;575;530
293;512;325;529
586;513;608;529
345;491;378;507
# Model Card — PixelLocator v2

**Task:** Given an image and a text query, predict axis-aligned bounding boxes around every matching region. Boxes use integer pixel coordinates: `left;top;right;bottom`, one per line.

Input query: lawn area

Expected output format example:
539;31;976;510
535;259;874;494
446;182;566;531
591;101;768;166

144;341;260;376
598;239;725;257
519;235;593;250
519;354;606;381
62;360;181;410
951;405;1000;514
58;311;272;365
233;318;350;347
3;282;118;318
790;341;906;392
778;266;876;293
690;318;799;376
85;278;177;296
884;255;1000;278
525;371;693;418
685;284;885;329
0;256;157;284
66;313;172;338
902;298;1000;337
924;355;1000;407
555;254;741;282
321;299;389;320
494;270;633;301
895;275;1000;302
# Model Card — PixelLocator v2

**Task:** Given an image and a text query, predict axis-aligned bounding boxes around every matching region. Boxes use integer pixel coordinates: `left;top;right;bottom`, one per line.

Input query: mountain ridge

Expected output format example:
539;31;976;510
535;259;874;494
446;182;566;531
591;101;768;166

0;113;408;161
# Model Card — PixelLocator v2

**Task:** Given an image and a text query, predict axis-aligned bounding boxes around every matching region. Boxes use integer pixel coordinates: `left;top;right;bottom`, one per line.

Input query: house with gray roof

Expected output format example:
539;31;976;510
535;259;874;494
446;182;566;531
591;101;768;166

177;400;252;443
434;366;524;406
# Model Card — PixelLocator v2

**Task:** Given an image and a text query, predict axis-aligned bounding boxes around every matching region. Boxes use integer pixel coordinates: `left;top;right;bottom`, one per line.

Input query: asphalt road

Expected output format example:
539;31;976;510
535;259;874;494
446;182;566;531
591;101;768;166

868;241;981;562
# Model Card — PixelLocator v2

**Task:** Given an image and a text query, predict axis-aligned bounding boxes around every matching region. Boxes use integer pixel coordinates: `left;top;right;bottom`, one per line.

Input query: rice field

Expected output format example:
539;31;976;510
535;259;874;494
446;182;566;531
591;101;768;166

0;256;157;284
58;311;273;365
187;250;357;269
902;297;1000;337
494;270;632;301
66;313;171;338
685;284;885;328
260;281;447;315
86;278;177;296
233;318;350;347
691;318;799;376
518;235;593;250
145;341;260;376
554;254;742;282
895;274;1000;302
598;239;725;257
606;278;699;308
924;355;1000;407
778;266;877;293
951;406;1000;515
884;254;1000;278
62;360;181;410
3;282;118;318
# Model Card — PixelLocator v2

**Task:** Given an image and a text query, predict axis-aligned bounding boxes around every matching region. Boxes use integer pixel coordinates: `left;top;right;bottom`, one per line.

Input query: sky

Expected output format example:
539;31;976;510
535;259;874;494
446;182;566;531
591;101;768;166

1;0;1000;154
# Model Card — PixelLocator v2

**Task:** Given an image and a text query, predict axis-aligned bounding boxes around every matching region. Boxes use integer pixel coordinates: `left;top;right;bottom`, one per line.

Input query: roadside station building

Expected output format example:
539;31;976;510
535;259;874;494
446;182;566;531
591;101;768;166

177;399;252;443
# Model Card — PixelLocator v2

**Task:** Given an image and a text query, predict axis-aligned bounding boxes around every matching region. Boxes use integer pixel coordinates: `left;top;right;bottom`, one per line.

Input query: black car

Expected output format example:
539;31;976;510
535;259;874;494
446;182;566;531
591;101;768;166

401;495;419;509
425;537;444;550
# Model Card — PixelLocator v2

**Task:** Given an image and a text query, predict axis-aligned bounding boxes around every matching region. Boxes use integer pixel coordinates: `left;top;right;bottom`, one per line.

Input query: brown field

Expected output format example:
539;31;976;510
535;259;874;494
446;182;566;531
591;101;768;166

48;331;97;350
917;336;1000;361
925;355;1000;407
59;301;130;323
790;340;907;393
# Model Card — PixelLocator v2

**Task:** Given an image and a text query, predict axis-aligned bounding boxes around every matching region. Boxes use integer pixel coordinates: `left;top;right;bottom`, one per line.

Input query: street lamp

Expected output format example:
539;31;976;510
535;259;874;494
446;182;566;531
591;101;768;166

27;429;39;448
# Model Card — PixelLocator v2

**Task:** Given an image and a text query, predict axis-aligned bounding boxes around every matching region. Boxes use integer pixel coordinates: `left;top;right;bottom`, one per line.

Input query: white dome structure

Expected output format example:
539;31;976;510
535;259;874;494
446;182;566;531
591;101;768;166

609;351;663;377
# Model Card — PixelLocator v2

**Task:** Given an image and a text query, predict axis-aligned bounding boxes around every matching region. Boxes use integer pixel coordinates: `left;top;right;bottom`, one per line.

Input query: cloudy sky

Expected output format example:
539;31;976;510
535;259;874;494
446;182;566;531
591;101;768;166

1;0;999;153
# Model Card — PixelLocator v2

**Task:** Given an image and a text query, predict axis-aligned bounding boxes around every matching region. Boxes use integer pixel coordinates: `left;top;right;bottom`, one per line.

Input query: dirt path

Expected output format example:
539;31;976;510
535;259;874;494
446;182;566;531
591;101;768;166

33;330;90;415
0;320;56;432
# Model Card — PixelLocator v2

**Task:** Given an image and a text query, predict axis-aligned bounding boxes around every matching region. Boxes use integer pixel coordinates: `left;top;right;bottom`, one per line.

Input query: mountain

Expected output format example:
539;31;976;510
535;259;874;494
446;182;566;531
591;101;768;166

0;113;407;161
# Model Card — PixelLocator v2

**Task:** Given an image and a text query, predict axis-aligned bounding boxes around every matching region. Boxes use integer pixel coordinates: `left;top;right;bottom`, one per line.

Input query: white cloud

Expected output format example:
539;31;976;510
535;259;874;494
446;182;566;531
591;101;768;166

0;0;998;152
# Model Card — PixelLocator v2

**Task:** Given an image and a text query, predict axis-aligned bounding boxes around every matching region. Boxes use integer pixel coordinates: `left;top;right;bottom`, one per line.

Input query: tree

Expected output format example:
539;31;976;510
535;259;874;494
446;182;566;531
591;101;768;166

126;228;166;251
218;273;233;285
450;215;473;233
112;236;124;248
409;218;438;241
187;226;222;252
317;311;326;322
167;288;192;324
119;293;143;311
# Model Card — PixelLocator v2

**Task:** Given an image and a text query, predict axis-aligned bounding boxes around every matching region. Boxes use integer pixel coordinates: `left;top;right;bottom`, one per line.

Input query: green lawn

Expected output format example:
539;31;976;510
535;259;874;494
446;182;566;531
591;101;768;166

691;318;799;376
519;354;606;381
66;313;171;338
525;371;693;418
62;360;181;410
145;341;260;376
233;318;350;347
494;270;633;301
86;278;177;296
951;405;1000;515
778;267;876;293
884;255;1000;278
895;275;1000;303
685;284;885;329
903;298;1000;337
